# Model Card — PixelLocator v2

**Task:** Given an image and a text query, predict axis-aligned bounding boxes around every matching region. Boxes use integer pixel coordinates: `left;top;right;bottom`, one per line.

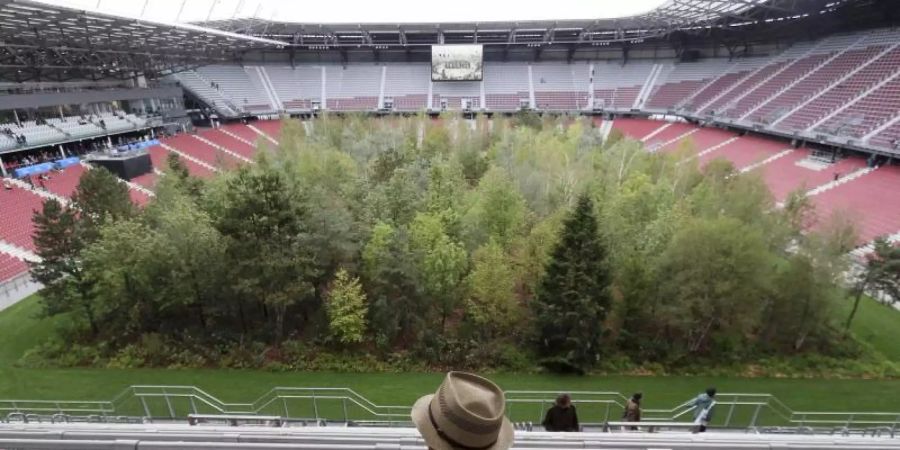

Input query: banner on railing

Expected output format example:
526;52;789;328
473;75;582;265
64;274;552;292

55;157;81;169
13;162;54;178
117;139;159;153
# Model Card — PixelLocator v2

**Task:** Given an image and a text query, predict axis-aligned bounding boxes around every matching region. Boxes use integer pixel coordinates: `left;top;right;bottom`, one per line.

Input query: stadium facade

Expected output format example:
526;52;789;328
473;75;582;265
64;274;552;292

1;0;900;299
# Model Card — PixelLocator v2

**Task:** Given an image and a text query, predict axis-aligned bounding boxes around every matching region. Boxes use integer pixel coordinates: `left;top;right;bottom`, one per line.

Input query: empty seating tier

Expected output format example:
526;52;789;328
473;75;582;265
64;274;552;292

612;118;667;140
148;145;215;179
816;75;900;138
683;69;755;111
657;127;736;155
130;172;158;190
253;121;282;140
777;46;900;132
697;135;791;170
221;124;264;145
643;122;697;149
39;164;86;199
199;129;256;159
0;187;45;251
723;53;833;119
749;47;883;125
754;150;868;202
811;165;900;243
701;60;790;115
162;135;242;170
0;252;27;283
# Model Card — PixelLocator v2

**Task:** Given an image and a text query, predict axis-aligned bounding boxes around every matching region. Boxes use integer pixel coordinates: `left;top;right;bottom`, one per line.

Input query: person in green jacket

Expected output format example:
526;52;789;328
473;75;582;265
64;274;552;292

688;387;717;432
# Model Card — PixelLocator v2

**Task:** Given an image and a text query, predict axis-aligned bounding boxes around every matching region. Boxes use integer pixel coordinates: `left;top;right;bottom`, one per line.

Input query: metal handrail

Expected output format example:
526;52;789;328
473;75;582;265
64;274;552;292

2;386;899;431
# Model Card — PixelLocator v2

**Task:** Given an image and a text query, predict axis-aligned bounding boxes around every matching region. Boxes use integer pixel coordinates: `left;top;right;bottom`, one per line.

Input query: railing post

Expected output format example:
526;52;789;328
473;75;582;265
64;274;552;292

538;400;544;424
604;402;611;423
189;397;198;415
163;388;175;419
725;402;736;427
799;413;806;427
846;413;854;428
750;403;762;428
282;397;290;419
312;390;319;423
342;398;348;423
140;396;152;419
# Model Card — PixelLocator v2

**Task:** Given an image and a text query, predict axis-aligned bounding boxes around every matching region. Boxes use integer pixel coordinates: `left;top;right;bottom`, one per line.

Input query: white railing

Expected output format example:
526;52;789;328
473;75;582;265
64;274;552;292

3;386;899;433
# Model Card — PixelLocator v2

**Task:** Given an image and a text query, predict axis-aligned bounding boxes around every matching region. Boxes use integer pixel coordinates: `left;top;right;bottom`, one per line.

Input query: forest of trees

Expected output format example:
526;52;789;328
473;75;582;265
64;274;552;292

26;114;898;374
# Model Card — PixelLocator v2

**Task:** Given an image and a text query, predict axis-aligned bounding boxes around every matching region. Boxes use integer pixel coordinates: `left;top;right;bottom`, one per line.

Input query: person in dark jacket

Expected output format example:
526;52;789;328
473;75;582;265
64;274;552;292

622;392;642;430
542;394;580;432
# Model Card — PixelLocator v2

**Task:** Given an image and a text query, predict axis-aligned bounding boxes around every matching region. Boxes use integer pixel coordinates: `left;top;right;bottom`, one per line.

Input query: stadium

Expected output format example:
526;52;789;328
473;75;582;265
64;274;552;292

1;0;900;448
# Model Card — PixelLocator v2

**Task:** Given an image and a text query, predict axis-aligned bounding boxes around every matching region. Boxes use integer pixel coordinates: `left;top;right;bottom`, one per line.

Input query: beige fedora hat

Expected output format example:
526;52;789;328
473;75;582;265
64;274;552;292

412;372;514;450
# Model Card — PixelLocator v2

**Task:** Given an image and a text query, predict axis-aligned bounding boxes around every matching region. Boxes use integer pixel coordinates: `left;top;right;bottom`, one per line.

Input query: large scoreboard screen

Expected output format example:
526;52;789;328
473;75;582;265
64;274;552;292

432;44;483;81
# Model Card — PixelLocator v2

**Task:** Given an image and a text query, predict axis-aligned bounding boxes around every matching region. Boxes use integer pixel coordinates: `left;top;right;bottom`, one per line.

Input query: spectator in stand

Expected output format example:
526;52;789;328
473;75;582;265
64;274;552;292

3;178;12;190
622;392;642;429
688;388;717;433
542;393;580;432
411;372;514;450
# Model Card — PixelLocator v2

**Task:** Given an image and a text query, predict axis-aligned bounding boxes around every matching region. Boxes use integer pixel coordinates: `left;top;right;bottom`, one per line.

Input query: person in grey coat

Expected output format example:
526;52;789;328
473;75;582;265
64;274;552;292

687;388;717;432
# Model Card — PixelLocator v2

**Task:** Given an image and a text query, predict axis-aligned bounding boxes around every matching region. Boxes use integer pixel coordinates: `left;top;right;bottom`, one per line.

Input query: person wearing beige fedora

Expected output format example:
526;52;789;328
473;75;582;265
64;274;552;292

412;371;515;450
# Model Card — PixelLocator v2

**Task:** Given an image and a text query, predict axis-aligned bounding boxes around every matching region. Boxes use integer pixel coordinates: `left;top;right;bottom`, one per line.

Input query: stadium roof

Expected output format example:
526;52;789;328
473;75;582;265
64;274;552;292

0;0;865;81
0;0;284;82
199;0;850;47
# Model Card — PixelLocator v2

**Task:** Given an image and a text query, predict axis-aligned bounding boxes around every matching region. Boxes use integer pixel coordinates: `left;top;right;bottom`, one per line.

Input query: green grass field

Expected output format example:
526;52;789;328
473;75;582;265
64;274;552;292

836;294;900;362
1;293;899;424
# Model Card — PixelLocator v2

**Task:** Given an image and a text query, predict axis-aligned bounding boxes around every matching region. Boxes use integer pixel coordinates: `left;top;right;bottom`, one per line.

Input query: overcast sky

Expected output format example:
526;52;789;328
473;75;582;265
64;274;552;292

35;0;669;24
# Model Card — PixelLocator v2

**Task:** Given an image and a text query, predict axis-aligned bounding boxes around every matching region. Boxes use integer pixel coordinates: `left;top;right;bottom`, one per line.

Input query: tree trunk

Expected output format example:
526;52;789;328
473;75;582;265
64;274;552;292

274;304;286;344
238;301;248;335
844;287;865;334
77;283;99;336
82;301;99;336
191;273;207;329
690;318;715;353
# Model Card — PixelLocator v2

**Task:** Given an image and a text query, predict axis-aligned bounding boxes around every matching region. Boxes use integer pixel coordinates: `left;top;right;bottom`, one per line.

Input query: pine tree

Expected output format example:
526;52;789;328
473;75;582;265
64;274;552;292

71;166;134;243
31;167;132;336
30;199;99;335
214;165;318;343
164;152;204;199
533;193;610;372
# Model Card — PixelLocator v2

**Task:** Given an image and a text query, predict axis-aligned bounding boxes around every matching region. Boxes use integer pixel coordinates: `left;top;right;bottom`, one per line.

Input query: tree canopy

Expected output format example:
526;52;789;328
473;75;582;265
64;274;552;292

28;114;876;373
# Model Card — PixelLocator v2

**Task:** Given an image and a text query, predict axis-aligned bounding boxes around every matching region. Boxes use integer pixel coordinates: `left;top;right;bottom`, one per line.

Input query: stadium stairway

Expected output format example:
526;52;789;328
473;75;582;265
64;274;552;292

149;145;217;179
162;135;243;170
697;135;793;170
754;150;869;202
189;133;254;164
611;118;670;140
656;127;736;155
643;122;698;152
220;123;267;147
249;120;283;144
199;129;257;160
